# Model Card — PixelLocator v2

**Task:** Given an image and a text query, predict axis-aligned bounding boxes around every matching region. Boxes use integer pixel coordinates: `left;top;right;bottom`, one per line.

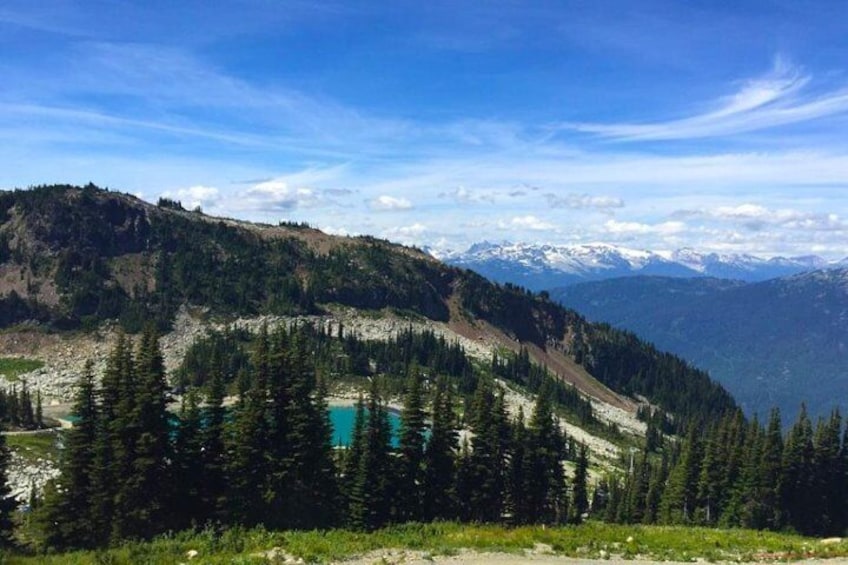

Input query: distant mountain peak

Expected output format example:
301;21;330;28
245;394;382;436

440;241;840;290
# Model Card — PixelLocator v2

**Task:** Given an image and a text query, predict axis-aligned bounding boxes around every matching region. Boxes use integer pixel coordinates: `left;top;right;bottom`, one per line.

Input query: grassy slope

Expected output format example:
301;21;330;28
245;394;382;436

0;357;44;382
6;522;847;564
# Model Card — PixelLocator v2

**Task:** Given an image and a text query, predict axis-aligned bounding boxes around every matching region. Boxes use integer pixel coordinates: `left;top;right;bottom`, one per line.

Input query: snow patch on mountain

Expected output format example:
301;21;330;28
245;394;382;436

439;241;844;289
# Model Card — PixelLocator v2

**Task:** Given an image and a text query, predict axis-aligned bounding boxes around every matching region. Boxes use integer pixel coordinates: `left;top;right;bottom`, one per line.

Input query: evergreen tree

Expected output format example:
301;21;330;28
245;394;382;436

526;384;566;524
508;408;530;524
643;452;669;524
758;408;784;530
724;417;764;528
226;359;269;526
660;425;701;524
397;368;426;522
571;443;589;523
811;410;842;535
348;380;393;530
118;325;170;539
37;362;99;549
422;376;458;521
343;394;367;521
91;331;134;544
696;424;724;524
623;449;649;523
779;404;815;533
466;378;505;522
200;363;228;524
276;333;339;529
172;391;204;530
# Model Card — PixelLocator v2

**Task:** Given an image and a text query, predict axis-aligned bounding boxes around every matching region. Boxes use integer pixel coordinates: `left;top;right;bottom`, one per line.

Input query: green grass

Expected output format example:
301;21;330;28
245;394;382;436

7;521;848;564
0;357;44;382
6;431;62;465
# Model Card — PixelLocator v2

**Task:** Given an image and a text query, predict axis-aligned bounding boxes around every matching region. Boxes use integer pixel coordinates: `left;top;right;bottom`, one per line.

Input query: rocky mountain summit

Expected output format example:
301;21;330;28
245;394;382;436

438;241;844;290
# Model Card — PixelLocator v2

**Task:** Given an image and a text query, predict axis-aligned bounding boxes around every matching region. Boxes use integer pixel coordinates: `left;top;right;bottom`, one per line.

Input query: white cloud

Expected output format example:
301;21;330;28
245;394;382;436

499;215;556;231
243;179;319;210
571;58;848;141
370;195;413;211
162;185;220;210
604;219;686;235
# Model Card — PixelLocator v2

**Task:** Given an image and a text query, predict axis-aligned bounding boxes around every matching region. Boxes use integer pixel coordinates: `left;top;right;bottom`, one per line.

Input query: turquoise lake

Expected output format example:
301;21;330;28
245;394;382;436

66;405;403;446
329;405;401;447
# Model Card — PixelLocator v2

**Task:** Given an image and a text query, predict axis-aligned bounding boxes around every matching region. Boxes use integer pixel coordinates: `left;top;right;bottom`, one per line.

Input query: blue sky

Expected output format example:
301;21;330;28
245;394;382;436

3;1;848;257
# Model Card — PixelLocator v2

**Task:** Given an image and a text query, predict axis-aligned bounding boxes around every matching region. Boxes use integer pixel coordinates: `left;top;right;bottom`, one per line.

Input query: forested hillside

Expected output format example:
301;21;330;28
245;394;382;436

554;273;848;420
0;184;735;425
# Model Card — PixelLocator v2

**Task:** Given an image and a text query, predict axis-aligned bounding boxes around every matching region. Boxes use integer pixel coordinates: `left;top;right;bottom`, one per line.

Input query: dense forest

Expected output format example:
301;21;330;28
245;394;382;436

601;405;848;537
1;322;846;556
17;325;583;551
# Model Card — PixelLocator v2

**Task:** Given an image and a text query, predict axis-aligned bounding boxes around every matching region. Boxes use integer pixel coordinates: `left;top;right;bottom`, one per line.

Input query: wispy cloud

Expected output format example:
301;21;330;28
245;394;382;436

438;186;496;204
545;192;624;210
676;203;848;233
571;58;848;141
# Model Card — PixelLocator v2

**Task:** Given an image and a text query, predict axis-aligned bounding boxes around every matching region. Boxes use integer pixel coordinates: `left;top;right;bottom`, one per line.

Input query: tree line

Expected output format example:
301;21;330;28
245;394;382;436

598;406;848;536
0;382;43;430
25;324;585;552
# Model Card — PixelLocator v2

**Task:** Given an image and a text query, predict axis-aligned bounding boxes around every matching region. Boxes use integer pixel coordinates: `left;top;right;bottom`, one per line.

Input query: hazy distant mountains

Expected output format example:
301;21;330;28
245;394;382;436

438;241;845;291
553;270;848;421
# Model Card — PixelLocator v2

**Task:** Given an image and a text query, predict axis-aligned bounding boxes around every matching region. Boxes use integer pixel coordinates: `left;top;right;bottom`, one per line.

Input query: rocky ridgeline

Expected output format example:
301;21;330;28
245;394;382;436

2;305;493;404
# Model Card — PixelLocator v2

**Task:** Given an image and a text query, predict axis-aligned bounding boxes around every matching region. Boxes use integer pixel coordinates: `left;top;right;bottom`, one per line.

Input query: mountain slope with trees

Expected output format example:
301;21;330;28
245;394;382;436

553;273;848;421
0;184;735;426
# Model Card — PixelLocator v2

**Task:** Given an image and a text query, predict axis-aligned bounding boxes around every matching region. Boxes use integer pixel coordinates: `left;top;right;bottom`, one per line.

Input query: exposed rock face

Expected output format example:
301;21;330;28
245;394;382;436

7;440;60;504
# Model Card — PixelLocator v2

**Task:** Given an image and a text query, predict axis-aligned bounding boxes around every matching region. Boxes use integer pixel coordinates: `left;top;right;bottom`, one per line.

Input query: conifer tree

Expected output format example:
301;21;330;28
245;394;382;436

201;363;228;523
811;410;842;535
343;394;367;520
227;338;270;526
276;334;339;528
779;404;815;533
423;375;458;521
38;362;99;549
724;417;764;528
91;331;133;544
348;380;393;530
466;378;505;522
623;449;649;523
397;368;426;522
571;443;589;523
119;325;170;539
643;452;669;524
526;384;566;524
758;408;783;530
172;391;204;530
508;408;530;524
696;424;724;524
660;425;701;524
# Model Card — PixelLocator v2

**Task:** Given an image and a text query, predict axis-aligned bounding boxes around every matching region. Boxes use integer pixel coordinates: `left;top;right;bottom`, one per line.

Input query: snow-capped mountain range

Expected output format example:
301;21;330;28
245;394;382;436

434;241;848;290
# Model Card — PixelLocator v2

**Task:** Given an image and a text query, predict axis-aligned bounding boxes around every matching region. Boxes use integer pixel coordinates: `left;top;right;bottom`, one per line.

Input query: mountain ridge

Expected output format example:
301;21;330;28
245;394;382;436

437;240;845;290
0;184;736;428
553;270;848;420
